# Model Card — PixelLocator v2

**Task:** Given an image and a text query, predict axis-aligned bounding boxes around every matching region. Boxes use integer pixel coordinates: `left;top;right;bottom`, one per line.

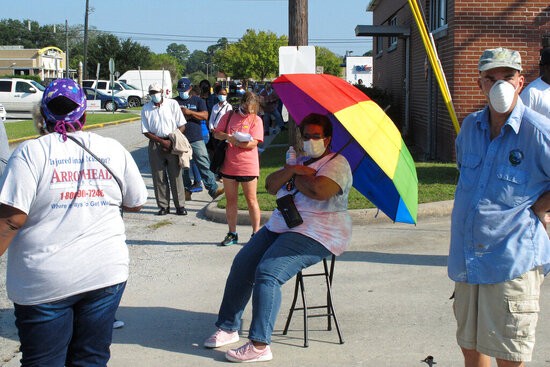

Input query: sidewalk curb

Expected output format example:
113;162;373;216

204;199;454;226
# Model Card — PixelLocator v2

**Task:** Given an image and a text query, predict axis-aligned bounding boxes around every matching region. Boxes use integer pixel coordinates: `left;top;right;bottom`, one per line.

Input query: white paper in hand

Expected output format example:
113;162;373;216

233;131;253;142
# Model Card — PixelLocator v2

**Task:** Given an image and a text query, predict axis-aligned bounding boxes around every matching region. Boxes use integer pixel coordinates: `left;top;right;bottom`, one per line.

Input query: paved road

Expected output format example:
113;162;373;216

1;121;550;366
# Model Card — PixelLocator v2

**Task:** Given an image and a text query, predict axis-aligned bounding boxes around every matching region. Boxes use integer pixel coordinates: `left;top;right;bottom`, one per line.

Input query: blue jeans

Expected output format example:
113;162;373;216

215;227;331;344
262;109;284;131
14;282;126;367
183;140;218;197
188;160;202;185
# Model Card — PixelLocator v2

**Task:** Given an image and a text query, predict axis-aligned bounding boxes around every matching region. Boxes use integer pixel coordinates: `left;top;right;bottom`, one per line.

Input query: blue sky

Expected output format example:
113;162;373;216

1;0;373;57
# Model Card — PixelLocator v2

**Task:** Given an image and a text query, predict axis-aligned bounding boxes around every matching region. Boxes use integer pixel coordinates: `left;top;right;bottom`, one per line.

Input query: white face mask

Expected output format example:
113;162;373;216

218;95;227;102
179;91;190;100
303;139;326;158
150;93;162;104
488;80;517;114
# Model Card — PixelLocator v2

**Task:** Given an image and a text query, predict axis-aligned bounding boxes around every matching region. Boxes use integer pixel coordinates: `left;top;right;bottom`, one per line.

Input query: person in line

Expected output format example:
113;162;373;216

205;113;352;362
207;85;233;162
213;92;263;246
209;86;233;132
200;79;219;117
174;77;224;201
258;82;284;136
449;47;550;366
0;78;148;366
520;47;550;118
185;86;208;193
142;82;188;216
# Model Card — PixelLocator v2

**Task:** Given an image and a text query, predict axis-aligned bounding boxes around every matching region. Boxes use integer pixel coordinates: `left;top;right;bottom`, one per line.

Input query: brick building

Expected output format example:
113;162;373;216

358;0;549;161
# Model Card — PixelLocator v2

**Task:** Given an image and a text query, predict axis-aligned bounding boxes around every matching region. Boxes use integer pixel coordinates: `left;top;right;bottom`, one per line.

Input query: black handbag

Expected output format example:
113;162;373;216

210;111;233;174
276;193;303;228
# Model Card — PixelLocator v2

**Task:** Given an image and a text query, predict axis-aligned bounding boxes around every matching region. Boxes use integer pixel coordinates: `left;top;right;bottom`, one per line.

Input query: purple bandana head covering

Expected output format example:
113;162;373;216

41;78;86;140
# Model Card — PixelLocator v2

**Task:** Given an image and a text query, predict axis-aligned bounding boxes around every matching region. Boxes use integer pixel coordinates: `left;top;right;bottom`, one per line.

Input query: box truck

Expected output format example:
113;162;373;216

118;70;172;98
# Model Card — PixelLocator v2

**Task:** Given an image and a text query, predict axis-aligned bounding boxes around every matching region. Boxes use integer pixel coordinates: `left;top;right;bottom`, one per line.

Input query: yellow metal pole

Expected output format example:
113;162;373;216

408;0;460;134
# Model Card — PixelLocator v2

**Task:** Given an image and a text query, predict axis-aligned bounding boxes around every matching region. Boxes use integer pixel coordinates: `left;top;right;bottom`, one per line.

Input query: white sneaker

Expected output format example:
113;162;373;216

113;319;125;329
204;328;240;348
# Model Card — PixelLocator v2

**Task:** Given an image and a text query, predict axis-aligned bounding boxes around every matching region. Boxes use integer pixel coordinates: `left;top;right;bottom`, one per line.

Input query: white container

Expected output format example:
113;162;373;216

286;146;297;165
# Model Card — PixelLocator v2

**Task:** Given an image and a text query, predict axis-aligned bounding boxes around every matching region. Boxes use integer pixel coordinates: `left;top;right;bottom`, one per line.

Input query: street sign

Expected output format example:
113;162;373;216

108;58;115;74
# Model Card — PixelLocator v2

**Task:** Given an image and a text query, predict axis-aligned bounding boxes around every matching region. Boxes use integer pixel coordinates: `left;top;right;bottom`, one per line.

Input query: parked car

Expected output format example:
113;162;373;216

0;78;45;118
82;79;147;107
83;87;128;112
0;103;6;122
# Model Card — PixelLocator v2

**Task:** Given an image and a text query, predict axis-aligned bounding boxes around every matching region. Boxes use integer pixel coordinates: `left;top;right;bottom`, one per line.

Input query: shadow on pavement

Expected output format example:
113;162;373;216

111;306;227;361
339;251;447;267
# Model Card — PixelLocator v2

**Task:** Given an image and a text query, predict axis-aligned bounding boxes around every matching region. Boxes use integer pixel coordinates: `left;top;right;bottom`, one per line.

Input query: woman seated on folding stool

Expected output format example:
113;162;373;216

204;113;352;363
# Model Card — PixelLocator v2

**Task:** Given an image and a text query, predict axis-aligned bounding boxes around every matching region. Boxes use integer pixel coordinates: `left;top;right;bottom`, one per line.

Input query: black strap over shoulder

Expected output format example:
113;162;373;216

66;135;124;216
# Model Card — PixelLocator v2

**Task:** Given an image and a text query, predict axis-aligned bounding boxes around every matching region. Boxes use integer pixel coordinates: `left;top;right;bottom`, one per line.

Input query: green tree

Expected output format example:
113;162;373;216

0;19;58;49
118;38;151;72
186;50;208;75
216;29;287;81
149;53;180;83
315;46;343;76
86;33;151;79
206;37;229;57
166;43;189;74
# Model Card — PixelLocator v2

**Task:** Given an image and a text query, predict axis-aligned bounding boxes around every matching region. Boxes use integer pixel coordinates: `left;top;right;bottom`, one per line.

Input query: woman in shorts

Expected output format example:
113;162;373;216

213;91;263;246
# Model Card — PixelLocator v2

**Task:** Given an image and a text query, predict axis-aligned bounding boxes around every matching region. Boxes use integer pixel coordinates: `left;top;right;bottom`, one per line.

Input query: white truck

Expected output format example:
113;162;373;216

0;78;45;118
82;79;148;108
118;70;172;98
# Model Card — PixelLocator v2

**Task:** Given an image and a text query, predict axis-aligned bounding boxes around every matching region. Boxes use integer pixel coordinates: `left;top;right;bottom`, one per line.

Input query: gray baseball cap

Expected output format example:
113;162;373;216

478;47;522;72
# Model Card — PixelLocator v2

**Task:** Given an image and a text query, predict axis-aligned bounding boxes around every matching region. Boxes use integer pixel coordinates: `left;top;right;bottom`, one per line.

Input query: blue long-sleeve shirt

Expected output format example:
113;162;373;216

449;100;550;284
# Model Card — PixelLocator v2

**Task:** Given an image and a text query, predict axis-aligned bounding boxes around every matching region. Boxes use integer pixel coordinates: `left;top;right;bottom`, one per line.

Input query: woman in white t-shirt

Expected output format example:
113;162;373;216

204;113;352;362
209;86;233;131
0;79;148;366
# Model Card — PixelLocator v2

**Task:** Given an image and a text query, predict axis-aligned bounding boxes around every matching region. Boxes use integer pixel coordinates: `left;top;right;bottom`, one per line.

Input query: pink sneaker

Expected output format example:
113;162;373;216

204;329;239;348
225;341;273;363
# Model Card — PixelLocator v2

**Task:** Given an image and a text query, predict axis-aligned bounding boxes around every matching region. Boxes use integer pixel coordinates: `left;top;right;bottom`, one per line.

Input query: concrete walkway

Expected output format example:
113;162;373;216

1;123;549;366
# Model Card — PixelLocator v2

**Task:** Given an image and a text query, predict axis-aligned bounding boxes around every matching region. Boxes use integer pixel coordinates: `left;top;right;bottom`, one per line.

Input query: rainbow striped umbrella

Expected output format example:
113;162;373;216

273;73;418;224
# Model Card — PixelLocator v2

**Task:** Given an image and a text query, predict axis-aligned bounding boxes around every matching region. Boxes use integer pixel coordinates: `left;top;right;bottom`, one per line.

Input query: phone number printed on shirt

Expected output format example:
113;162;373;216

60;189;105;200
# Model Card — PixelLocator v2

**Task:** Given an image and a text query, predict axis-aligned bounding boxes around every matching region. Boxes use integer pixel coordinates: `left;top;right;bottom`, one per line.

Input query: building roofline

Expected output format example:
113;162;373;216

367;0;380;11
355;25;411;37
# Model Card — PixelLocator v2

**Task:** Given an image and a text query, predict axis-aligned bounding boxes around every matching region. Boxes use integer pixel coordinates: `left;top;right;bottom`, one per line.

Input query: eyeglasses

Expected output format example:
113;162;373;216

302;133;325;141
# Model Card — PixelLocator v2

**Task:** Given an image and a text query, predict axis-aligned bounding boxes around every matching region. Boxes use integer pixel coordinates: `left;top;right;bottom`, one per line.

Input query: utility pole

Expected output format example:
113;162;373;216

288;0;308;147
289;0;308;47
65;20;69;78
83;0;90;80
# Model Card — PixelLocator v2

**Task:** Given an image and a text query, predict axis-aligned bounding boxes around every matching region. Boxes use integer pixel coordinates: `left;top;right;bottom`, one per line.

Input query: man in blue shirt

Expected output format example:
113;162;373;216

450;47;550;366
174;78;224;201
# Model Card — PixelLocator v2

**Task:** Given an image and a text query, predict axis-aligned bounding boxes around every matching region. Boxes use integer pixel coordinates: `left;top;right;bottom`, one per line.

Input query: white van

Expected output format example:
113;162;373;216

0;78;45;118
82;79;148;107
118;70;172;98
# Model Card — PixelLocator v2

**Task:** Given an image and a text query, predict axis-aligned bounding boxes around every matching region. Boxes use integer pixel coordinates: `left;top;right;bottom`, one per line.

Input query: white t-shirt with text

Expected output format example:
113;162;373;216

0;131;148;305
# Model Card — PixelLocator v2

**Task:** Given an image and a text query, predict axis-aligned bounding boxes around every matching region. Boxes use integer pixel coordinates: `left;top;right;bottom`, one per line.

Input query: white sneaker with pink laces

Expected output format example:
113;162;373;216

225;341;273;363
204;329;240;348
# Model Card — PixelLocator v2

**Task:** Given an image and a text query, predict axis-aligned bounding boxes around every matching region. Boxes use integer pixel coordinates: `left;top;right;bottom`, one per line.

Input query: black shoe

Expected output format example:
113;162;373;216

220;232;238;246
176;207;188;216
157;208;170;215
